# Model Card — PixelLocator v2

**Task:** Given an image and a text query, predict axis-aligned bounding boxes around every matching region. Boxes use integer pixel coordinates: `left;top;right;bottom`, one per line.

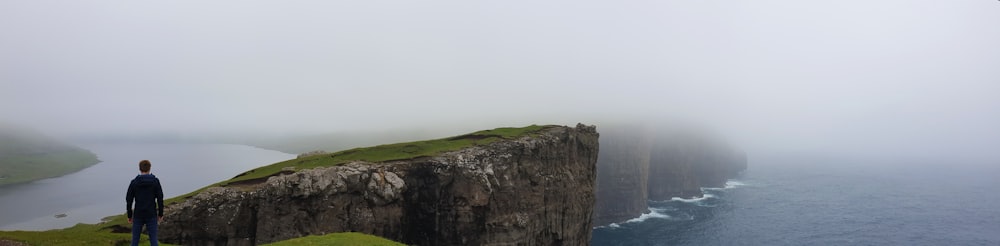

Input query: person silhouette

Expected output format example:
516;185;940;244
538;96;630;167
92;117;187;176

126;160;164;246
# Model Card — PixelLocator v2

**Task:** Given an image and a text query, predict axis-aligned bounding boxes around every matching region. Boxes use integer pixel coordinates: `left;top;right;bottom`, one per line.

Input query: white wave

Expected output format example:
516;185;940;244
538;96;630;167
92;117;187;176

725;180;747;188
623;208;671;224
702;180;748;191
593;223;621;229
595;207;673;229
670;193;715;203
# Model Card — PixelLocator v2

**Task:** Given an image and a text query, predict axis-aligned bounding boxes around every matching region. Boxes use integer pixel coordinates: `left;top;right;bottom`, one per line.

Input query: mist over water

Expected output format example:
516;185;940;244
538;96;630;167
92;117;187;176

2;1;998;166
593;157;1000;245
1;1;999;244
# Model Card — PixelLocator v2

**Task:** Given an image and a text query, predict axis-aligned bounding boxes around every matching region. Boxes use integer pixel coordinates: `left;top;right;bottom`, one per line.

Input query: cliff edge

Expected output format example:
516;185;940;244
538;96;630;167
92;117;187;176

159;124;599;246
594;125;746;226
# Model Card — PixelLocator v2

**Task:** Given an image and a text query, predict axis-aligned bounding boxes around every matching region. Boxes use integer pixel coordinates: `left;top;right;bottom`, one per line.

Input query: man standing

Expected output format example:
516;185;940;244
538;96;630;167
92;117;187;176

126;160;164;246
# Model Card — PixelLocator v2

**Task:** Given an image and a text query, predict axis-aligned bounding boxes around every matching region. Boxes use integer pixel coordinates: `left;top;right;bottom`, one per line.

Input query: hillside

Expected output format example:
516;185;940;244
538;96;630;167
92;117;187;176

0;123;100;186
0;124;598;246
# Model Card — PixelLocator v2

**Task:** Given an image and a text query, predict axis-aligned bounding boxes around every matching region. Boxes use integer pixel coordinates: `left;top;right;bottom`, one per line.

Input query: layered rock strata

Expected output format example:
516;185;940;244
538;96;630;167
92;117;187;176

159;124;599;246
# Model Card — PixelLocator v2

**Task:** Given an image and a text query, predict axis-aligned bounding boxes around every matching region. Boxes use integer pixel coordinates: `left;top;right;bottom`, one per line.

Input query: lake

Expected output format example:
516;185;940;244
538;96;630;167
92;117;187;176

0;143;294;230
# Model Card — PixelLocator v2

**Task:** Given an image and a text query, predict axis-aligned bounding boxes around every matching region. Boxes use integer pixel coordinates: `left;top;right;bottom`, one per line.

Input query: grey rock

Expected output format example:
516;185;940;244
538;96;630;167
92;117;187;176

159;125;599;246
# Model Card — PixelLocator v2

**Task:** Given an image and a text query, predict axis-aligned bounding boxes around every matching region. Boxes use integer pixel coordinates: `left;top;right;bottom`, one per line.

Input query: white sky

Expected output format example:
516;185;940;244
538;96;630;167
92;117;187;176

2;0;999;161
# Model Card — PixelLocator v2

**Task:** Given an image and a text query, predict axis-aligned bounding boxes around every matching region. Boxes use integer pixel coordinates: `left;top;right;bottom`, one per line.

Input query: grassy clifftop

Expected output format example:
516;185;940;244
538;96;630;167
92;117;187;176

167;124;551;204
0;125;552;245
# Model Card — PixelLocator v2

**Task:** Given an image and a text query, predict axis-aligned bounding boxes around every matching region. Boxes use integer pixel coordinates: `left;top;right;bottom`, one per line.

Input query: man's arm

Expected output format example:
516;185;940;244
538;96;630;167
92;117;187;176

125;180;135;219
155;179;164;219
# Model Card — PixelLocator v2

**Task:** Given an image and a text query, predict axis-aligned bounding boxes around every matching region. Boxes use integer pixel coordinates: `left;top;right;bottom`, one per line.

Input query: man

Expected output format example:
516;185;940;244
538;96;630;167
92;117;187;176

126;160;164;246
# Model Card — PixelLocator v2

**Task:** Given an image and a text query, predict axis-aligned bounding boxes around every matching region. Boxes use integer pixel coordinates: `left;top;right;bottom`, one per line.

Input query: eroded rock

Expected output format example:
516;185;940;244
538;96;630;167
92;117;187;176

160;125;599;246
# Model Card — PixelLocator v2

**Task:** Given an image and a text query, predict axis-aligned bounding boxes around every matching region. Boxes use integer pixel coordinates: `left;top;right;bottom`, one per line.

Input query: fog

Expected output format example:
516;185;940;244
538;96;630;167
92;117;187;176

2;1;998;163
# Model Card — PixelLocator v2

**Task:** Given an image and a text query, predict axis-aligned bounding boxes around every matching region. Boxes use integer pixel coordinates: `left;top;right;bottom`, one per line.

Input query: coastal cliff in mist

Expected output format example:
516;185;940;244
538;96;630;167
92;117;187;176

159;124;599;246
594;125;747;226
592;126;652;226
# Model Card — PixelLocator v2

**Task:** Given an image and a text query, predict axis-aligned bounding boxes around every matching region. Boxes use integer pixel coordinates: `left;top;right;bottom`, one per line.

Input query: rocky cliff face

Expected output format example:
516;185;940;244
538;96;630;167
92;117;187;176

646;137;702;201
646;130;746;201
592;126;652;226
594;125;746;226
159;124;599;246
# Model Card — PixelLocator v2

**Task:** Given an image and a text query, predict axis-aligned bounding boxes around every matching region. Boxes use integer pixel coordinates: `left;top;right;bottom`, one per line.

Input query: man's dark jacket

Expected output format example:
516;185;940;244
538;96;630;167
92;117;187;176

126;174;164;219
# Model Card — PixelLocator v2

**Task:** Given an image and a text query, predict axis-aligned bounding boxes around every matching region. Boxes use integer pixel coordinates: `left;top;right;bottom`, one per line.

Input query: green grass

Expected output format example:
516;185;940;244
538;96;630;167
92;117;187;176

0;125;552;245
0;221;174;246
0;149;100;186
167;124;551;205
262;232;404;246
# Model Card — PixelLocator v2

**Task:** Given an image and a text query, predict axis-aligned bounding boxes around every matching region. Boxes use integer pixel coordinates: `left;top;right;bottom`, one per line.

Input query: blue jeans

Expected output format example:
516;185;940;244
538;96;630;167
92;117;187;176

131;216;158;246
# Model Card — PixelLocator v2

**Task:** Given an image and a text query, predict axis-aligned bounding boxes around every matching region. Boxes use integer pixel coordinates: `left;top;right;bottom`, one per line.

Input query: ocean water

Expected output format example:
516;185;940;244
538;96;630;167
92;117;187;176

592;156;1000;245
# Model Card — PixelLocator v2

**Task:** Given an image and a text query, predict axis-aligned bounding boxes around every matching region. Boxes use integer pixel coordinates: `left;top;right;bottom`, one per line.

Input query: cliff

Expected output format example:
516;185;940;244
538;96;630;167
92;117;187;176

594;125;746;225
592;126;652;226
159;124;599;246
646;129;746;201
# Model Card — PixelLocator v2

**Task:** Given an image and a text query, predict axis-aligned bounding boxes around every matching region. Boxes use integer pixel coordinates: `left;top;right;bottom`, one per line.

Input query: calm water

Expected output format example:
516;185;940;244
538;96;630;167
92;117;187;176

592;156;1000;245
0;143;293;230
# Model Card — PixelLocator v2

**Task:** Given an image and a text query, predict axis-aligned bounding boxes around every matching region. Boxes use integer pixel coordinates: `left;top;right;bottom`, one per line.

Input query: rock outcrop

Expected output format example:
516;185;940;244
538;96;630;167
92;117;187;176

594;125;747;226
159;124;599;246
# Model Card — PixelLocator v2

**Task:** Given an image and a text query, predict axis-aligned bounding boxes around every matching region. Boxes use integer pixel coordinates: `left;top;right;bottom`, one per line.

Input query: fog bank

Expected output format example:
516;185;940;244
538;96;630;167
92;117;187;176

3;1;998;163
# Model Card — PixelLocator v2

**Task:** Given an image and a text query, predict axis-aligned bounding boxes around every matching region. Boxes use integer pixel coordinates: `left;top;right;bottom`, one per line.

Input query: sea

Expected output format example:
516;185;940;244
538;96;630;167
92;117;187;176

592;155;1000;246
4;145;998;245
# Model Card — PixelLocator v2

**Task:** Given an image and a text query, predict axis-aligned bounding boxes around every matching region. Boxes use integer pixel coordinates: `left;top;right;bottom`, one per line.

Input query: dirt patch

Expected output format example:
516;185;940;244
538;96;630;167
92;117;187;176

0;239;28;246
231;169;255;179
103;224;132;233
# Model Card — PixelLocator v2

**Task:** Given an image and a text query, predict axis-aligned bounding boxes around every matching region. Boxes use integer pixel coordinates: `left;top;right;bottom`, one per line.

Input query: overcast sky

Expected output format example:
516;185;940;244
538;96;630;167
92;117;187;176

2;1;998;161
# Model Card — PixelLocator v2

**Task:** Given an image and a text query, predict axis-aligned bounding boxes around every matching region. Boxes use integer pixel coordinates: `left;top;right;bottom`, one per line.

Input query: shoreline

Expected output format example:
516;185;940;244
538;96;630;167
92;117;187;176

0;149;101;187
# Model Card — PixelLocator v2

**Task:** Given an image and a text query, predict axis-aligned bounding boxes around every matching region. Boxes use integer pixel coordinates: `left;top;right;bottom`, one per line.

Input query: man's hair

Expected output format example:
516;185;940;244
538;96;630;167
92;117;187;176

139;160;151;173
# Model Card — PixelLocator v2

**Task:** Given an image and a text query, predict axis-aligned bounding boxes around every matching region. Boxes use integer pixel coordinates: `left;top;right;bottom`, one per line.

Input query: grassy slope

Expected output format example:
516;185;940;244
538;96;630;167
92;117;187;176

0;125;551;245
0;123;101;186
252;128;449;155
262;232;405;246
0;150;100;186
0;222;174;246
167;124;550;205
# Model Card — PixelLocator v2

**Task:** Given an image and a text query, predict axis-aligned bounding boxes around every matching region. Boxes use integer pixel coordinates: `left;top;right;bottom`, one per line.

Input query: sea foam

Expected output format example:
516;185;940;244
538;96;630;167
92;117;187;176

594;207;673;229
725;180;747;188
593;223;622;229
624;208;672;224
670;193;715;203
702;180;748;191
